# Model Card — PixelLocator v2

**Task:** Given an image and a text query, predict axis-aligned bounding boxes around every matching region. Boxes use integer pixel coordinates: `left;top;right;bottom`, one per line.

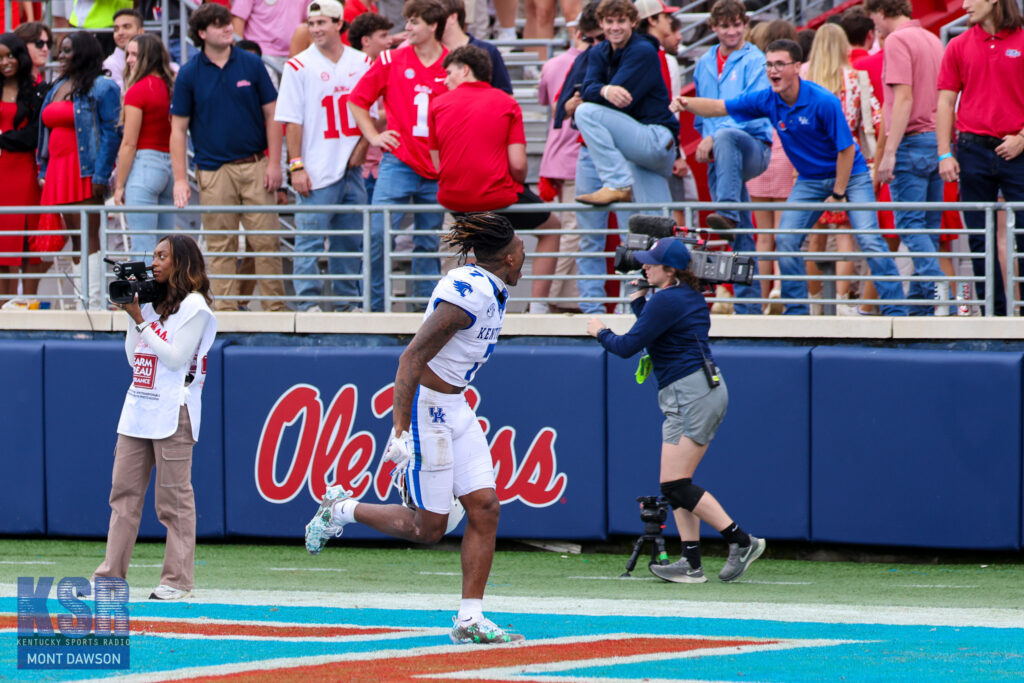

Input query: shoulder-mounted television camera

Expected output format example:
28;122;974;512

614;215;754;286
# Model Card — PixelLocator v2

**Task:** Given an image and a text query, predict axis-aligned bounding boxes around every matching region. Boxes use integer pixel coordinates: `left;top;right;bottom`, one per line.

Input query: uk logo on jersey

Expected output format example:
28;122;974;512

453;281;473;297
429;407;446;424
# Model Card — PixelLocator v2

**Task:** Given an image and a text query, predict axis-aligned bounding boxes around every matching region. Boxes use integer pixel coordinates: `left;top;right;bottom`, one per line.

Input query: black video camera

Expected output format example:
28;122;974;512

613;215;755;286
103;258;164;305
637;495;669;525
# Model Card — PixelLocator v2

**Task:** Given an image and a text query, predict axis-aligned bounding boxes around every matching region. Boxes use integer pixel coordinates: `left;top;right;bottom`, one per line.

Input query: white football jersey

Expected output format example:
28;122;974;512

426;263;508;387
275;44;374;190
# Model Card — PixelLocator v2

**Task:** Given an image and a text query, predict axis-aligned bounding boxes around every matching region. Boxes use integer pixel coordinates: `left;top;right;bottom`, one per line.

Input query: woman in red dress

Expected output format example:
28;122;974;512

37;31;121;309
0;33;48;304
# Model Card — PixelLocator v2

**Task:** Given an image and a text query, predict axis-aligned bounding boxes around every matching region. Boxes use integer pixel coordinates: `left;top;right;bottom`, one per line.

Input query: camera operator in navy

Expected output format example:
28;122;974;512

586;237;765;583
93;234;218;601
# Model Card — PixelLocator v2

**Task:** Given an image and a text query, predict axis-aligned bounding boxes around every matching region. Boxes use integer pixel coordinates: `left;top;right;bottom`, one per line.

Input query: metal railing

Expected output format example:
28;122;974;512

0;200;1020;316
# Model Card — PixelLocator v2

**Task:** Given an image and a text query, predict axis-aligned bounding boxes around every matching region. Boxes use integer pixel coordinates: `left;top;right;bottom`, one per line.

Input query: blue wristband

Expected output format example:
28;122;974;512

938;152;954;162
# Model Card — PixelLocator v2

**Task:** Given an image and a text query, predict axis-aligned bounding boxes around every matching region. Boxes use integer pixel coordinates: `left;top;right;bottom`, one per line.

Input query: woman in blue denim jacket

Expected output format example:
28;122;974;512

37;30;121;308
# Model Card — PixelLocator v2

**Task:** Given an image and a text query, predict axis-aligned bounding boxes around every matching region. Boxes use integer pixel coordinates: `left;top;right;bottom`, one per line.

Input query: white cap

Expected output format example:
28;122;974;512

307;0;343;20
634;0;680;20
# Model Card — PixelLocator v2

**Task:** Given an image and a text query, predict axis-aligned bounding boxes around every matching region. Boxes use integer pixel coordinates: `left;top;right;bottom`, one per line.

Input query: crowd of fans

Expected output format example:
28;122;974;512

0;0;1022;315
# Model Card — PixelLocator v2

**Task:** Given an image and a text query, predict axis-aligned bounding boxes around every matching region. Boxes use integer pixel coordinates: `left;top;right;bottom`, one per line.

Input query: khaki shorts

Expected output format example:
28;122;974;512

657;369;728;446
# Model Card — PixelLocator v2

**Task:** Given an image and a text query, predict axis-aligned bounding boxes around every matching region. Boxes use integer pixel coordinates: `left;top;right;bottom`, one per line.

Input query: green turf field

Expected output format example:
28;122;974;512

3;538;1022;610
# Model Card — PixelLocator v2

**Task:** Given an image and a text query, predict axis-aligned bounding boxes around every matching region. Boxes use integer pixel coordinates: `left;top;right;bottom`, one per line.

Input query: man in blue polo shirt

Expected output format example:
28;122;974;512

673;38;907;316
170;2;287;312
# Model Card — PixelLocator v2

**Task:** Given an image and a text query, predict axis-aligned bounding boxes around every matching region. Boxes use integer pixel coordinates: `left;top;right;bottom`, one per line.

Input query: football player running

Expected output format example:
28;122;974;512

304;212;526;645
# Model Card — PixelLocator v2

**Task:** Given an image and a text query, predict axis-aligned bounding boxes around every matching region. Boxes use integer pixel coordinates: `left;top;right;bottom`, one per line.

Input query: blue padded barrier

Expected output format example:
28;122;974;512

222;345;606;539
606;345;812;541
0;342;46;534
43;340;226;539
811;347;1022;550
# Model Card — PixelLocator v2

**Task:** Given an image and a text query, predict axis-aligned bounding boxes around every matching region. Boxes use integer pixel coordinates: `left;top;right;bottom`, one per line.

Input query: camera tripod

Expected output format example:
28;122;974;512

621;496;672;577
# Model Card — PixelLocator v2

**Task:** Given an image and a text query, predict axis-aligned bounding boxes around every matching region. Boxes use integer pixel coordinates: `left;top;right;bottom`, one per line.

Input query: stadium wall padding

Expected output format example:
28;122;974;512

4;339;1023;549
810;347;1023;550
221;345;605;540
40;340;226;540
1;342;46;534
606;346;812;541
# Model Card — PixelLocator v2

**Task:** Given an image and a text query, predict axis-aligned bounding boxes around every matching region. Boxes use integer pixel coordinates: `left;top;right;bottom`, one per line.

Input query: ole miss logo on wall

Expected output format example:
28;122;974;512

254;382;569;508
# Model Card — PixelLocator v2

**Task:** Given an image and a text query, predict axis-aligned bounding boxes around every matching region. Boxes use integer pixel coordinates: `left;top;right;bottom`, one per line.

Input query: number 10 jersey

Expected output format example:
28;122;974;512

275;44;374;191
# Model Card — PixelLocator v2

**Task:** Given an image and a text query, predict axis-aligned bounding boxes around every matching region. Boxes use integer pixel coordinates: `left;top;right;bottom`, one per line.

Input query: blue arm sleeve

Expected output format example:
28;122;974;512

581;44;610;102
596;295;674;358
489;47;514;95
725;89;770;123
96;82;123;184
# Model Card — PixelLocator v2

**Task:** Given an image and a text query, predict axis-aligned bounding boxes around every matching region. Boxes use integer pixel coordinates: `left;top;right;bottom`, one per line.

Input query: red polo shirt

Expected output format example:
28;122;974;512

937;24;1024;138
428;81;525;212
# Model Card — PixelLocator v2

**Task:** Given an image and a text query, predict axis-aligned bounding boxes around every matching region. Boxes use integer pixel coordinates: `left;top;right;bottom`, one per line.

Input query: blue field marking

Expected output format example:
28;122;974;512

3;598;1024;681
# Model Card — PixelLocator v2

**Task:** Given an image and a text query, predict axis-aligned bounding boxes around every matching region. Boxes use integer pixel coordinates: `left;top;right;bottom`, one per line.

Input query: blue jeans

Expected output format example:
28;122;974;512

776;173;907;315
369;153;442;311
708;128;771;314
574;145;673;314
958;133;1024;316
890;131;944;311
293;167;366;311
124;149;175;259
573;103;674;199
364;173;377;203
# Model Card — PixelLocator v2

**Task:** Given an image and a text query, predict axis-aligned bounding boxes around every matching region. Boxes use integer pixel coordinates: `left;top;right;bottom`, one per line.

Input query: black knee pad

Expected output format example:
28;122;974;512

660;478;706;512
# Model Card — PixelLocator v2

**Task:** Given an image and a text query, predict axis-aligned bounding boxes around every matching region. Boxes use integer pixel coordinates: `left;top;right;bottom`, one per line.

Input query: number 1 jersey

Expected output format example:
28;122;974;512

348;45;449;180
275;44;373;190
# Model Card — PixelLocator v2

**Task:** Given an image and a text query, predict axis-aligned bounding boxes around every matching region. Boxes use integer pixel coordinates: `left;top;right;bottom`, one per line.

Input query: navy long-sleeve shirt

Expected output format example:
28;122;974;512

553;46;593;130
597;285;712;389
469;36;513;95
581;32;679;138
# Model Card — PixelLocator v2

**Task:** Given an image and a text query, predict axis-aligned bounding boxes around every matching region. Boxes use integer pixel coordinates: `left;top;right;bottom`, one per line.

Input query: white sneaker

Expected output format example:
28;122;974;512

149;584;192;600
304;486;352;554
934;281;951;317
528;301;550;314
307;304;323;313
809;291;823;316
836;294;860;316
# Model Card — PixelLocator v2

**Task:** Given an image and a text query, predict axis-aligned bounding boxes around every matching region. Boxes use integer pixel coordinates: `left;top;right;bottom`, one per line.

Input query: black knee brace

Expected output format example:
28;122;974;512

660;478;706;512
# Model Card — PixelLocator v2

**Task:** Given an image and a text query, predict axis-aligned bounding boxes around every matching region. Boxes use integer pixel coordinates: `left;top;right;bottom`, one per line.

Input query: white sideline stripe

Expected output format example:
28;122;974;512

3;584;1022;628
128;564;163;568
566;576;659;581
134;628;448;643
429;637;867;681
417;572;461;576
903;584;979;589
69;634;845;683
267;567;348;572
0;561;56;565
739;580;813;585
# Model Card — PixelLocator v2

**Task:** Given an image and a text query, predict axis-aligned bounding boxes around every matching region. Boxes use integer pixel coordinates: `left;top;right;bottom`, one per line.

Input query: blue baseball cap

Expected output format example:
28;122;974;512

634;237;691;270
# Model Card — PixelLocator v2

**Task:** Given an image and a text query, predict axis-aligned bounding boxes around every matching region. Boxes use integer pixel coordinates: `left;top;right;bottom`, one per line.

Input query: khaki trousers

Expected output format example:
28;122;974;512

196;157;286;311
95;406;197;591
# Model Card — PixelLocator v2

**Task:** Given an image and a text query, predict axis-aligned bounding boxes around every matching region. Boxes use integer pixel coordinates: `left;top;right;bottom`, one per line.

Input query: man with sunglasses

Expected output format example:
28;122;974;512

673;38;907;316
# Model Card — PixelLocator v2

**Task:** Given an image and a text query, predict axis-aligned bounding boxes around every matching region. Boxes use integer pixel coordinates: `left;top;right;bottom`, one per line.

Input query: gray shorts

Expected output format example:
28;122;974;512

657;369;728;446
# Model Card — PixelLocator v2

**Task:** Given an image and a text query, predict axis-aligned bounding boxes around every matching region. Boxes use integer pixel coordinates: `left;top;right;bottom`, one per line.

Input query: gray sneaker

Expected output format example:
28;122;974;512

449;616;525;645
718;535;766;582
649;557;708;583
304;486;352;555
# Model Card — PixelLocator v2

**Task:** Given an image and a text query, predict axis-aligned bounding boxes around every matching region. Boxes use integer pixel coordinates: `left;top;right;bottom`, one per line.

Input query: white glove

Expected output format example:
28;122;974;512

383;428;414;469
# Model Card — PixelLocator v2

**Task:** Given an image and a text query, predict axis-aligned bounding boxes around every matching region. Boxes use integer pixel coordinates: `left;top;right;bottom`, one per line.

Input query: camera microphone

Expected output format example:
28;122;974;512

627;215;677;239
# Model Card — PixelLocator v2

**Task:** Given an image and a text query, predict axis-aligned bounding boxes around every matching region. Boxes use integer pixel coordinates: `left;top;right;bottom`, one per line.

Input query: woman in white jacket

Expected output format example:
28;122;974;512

94;233;217;600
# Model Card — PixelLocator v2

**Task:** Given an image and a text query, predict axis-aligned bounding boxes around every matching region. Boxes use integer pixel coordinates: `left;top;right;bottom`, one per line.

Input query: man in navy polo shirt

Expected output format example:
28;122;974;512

673;38;907;316
170;2;287;312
